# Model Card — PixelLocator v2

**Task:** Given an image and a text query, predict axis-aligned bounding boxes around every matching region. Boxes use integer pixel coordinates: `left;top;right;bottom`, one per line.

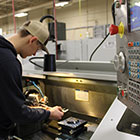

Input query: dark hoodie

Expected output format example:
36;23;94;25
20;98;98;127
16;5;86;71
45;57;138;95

0;36;50;138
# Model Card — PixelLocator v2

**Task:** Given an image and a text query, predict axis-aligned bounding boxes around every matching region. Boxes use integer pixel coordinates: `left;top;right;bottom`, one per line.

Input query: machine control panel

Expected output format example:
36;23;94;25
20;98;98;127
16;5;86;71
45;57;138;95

128;80;140;105
110;0;140;117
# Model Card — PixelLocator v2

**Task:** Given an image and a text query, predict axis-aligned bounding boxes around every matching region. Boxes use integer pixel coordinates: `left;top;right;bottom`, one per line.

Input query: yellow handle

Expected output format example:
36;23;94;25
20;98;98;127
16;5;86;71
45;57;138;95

118;22;124;38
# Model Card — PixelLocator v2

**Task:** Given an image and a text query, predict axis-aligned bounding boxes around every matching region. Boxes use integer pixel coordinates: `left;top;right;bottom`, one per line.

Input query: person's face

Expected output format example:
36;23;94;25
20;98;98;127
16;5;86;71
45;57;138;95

20;36;43;58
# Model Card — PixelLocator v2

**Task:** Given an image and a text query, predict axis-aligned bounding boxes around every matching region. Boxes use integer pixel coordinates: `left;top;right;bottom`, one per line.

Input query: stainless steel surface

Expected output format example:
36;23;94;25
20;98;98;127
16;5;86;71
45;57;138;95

22;71;46;79
90;98;140;140
45;76;116;119
24;61;117;81
43;70;117;81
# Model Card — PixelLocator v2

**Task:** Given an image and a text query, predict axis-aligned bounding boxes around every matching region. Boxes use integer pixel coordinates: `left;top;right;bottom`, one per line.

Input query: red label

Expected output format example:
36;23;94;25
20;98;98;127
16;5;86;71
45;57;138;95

121;90;124;96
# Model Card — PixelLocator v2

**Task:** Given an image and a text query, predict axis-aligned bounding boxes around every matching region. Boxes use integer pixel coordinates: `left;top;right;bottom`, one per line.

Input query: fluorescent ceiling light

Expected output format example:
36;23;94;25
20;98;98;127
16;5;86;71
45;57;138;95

15;12;28;17
135;2;140;6
55;1;69;7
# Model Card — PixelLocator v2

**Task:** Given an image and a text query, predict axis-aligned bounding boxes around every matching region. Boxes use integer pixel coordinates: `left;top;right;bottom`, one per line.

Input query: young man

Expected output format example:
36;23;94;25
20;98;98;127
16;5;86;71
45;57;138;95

0;20;64;139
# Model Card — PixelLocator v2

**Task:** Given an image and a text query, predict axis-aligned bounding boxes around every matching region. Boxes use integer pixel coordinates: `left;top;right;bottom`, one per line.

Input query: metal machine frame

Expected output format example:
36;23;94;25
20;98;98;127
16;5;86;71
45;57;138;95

91;0;140;139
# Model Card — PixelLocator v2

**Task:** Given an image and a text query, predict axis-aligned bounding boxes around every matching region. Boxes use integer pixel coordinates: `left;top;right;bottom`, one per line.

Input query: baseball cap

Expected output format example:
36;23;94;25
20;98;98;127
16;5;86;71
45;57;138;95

22;20;49;54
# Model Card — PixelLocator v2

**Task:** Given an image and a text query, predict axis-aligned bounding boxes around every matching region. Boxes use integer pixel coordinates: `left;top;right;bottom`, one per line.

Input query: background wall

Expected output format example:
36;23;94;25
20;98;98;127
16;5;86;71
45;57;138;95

0;0;114;40
55;0;113;40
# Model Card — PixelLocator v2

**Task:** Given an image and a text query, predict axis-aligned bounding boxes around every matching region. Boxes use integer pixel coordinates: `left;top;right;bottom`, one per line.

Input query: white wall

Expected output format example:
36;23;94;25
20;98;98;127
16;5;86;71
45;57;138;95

55;0;113;40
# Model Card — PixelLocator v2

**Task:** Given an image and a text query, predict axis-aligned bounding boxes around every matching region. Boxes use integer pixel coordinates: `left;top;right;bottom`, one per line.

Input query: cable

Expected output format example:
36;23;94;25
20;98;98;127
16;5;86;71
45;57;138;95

29;80;44;98
89;1;116;61
40;15;55;22
111;1;117;25
89;33;110;61
40;15;55;42
29;56;69;69
29;57;44;69
26;80;45;100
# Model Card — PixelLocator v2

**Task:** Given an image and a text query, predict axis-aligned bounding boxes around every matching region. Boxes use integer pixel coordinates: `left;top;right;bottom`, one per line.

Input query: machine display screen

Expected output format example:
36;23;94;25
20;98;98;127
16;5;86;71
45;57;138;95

129;0;140;31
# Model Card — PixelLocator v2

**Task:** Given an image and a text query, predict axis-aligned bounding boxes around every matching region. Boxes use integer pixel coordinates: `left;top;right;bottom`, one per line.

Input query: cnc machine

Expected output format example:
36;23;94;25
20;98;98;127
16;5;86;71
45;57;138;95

91;0;140;139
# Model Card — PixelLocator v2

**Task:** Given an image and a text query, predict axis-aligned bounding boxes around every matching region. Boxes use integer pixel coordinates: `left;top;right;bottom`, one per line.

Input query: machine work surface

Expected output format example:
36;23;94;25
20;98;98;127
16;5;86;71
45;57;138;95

90;98;140;140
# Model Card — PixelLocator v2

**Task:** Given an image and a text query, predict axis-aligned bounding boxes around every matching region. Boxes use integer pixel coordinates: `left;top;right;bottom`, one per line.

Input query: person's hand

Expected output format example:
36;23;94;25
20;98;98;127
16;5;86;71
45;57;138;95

49;106;64;120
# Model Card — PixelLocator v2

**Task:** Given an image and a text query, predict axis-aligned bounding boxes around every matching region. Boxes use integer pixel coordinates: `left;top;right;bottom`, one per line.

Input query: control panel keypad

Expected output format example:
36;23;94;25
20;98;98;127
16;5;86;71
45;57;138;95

128;80;140;105
128;48;140;81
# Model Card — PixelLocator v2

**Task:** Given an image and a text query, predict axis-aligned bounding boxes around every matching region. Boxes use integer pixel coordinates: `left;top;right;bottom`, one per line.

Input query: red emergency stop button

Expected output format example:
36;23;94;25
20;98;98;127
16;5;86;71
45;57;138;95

109;22;124;38
109;24;118;35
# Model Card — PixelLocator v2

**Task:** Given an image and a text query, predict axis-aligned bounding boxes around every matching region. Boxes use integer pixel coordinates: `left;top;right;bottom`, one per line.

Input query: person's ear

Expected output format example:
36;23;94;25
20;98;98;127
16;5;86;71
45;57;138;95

29;36;38;45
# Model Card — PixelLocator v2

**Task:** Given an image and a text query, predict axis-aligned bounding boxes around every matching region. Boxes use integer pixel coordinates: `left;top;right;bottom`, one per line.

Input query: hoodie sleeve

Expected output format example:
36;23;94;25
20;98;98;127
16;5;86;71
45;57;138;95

0;58;50;124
